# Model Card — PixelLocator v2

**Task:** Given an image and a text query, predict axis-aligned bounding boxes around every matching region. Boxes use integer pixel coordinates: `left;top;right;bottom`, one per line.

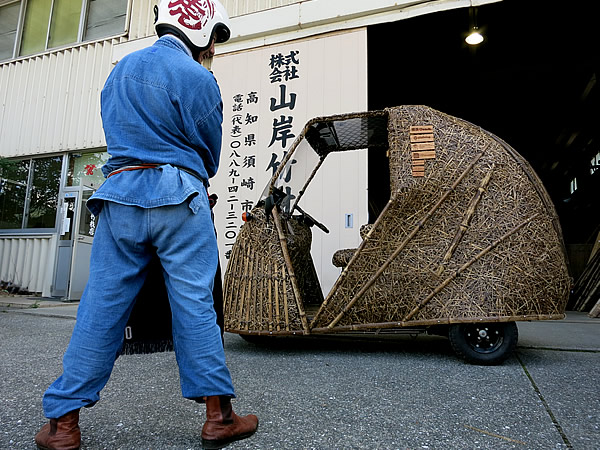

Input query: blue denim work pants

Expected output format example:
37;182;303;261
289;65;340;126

42;198;235;419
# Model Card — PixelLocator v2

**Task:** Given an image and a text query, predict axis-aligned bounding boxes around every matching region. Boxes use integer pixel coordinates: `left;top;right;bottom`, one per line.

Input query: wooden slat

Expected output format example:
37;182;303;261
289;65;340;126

410;133;434;143
411;142;436;151
412;150;436;160
410;125;434;134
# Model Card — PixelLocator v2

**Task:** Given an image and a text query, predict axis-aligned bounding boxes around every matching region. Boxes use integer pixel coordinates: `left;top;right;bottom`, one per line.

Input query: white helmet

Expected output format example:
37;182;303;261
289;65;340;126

154;0;231;54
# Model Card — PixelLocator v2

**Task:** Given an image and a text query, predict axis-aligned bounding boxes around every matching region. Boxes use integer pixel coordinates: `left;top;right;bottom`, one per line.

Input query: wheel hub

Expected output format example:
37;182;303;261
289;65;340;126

465;325;503;353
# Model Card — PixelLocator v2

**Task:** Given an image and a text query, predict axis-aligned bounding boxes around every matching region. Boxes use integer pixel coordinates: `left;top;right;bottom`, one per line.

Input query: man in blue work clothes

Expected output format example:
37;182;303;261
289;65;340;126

35;1;258;449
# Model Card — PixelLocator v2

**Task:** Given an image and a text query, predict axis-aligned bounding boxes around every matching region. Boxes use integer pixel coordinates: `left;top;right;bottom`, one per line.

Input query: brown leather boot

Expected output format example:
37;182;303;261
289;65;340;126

35;409;81;450
201;396;258;449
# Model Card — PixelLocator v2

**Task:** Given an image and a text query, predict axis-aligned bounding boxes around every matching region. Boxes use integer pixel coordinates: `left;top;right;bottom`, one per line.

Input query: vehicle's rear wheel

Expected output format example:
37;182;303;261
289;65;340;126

448;322;518;365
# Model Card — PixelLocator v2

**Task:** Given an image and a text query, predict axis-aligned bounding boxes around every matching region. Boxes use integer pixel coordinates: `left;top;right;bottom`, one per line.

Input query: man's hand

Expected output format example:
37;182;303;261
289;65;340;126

208;193;218;209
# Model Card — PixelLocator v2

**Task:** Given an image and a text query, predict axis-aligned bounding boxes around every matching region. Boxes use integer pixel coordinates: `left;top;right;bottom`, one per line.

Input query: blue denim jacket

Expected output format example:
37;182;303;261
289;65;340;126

88;36;223;216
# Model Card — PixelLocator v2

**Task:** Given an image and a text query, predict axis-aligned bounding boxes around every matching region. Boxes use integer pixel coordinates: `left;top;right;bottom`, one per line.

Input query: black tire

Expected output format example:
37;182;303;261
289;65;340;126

448;322;518;365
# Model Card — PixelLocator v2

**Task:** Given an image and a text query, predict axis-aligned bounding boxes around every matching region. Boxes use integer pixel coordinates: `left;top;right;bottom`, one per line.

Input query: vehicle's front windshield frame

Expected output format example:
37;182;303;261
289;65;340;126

266;110;389;214
266;119;323;215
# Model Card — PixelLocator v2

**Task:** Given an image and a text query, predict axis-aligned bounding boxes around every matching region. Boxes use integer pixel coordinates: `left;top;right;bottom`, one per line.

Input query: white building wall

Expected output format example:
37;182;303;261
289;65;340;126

0;235;56;296
222;0;306;16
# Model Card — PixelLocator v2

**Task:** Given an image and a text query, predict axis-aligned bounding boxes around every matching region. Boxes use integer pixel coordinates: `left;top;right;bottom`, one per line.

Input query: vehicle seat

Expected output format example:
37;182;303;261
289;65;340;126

331;224;373;268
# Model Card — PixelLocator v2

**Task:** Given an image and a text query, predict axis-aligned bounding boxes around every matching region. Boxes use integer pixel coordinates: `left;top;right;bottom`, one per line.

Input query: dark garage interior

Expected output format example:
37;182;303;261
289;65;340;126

367;0;599;308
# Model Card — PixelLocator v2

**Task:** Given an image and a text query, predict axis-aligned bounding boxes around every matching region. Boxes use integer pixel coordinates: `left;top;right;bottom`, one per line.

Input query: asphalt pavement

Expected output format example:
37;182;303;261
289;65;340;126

0;296;598;449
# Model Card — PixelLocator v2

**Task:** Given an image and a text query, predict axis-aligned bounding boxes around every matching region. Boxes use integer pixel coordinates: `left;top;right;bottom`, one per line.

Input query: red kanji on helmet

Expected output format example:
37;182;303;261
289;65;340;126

168;0;216;31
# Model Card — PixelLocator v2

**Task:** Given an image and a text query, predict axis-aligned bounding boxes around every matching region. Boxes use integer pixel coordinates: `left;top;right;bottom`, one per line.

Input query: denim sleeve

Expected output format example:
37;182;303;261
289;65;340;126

182;74;223;180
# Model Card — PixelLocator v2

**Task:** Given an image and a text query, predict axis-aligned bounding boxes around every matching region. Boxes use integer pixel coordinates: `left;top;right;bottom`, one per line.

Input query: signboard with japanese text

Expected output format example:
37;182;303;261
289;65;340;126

211;29;367;295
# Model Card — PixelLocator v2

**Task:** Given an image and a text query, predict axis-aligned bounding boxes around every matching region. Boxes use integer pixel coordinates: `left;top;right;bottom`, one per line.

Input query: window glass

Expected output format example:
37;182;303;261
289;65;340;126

0;159;29;229
19;0;51;56
67;151;109;187
27;156;62;229
0;1;20;61
16;0;130;58
48;0;82;49
84;0;128;42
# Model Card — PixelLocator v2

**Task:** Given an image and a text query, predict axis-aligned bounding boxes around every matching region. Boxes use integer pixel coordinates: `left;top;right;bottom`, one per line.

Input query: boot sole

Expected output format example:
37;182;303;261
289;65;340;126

36;445;80;450
201;423;259;449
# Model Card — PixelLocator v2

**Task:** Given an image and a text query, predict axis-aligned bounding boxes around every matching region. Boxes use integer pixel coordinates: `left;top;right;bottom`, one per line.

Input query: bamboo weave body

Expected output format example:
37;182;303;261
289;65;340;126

224;106;571;334
313;106;570;328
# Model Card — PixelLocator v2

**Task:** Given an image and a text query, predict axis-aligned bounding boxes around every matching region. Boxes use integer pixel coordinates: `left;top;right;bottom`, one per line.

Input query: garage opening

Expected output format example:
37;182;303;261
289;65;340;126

367;0;599;307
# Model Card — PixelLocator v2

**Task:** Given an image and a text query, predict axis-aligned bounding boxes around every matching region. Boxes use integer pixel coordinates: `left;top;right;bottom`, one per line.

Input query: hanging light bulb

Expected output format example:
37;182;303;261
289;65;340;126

465;27;484;45
465;6;484;46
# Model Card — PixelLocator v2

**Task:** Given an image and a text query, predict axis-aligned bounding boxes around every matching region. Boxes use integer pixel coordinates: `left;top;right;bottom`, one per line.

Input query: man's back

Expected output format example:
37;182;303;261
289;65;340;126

100;35;223;184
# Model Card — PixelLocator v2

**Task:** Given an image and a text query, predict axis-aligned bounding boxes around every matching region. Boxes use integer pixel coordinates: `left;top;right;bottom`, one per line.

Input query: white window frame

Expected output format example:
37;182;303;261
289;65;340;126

0;0;131;62
0;0;23;61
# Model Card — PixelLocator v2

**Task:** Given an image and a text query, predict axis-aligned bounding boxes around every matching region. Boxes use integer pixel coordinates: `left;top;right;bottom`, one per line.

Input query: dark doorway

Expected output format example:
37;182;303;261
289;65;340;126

368;0;599;279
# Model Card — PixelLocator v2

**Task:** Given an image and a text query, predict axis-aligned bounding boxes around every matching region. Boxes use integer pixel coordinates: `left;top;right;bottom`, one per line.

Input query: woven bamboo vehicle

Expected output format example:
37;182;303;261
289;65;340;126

223;105;572;364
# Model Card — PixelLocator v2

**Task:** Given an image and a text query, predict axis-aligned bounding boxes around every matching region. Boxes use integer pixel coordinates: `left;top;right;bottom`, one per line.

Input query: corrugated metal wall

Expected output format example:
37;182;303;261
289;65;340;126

128;0;159;41
0;235;56;295
0;38;124;158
